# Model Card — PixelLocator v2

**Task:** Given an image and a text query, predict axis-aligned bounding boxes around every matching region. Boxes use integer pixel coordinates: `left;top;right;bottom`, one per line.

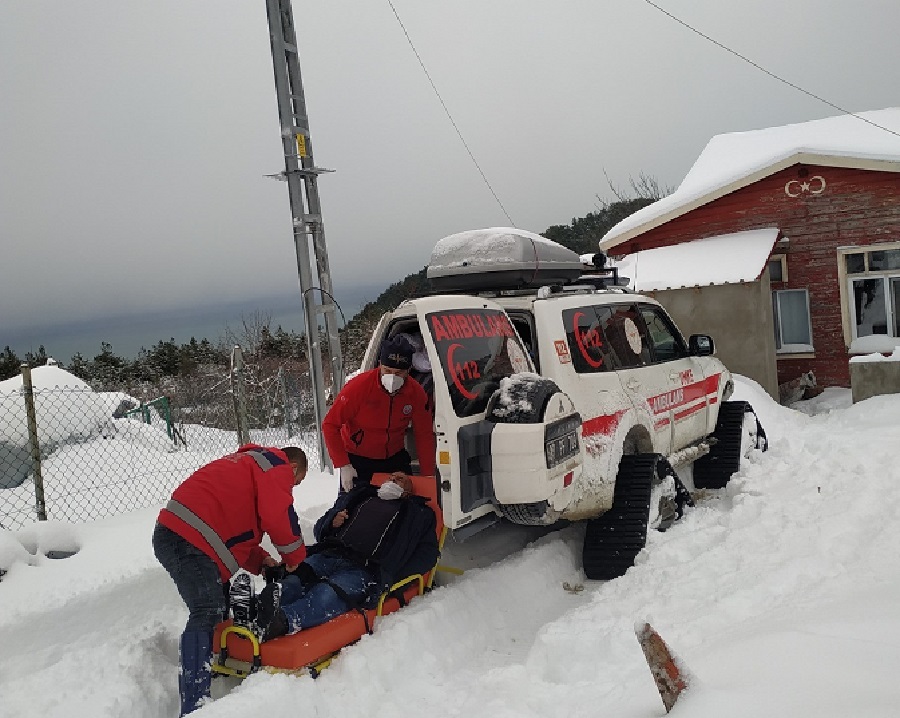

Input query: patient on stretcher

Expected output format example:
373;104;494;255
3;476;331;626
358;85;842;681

255;473;439;640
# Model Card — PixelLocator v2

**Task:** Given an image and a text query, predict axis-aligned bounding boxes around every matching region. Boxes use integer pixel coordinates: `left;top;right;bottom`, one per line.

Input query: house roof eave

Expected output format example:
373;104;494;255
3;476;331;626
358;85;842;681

600;152;900;252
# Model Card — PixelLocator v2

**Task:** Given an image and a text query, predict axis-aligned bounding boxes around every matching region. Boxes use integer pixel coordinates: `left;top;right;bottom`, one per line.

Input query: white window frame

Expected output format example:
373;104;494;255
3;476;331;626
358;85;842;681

847;276;899;340
840;243;900;349
773;288;814;354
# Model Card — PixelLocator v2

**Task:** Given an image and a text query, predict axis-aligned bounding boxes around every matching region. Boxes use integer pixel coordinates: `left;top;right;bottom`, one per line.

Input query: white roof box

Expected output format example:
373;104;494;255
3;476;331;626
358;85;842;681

427;227;584;292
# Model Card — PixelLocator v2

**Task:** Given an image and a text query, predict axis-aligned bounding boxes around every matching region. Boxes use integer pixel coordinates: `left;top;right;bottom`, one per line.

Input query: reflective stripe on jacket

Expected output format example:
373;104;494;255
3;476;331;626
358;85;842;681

157;444;307;581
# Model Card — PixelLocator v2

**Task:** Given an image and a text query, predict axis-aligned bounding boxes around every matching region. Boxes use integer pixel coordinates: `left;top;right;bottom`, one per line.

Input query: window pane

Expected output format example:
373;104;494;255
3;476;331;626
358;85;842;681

426;308;531;417
768;258;784;282
638;305;687;362
845;253;865;274
893;278;900;337
867;250;900;271
777;290;811;346
852;278;887;337
772;293;781;349
602;305;653;369
880;249;900;271
563;306;614;374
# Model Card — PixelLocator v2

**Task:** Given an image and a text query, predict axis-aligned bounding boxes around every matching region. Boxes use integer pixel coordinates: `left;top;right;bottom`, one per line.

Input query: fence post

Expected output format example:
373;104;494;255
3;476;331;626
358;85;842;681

230;346;250;447
279;366;294;439
20;364;47;521
159;396;174;440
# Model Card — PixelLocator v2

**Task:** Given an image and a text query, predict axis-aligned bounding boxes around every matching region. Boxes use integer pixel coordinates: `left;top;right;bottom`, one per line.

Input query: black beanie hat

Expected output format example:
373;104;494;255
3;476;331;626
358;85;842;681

379;336;413;370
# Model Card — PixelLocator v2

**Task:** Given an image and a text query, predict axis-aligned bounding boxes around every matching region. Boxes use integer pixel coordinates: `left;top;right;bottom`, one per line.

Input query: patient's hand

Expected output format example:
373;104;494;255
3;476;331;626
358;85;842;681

332;509;349;528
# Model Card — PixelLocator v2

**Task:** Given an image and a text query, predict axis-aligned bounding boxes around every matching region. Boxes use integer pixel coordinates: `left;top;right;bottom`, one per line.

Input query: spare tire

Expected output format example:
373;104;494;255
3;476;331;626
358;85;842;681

487;375;561;424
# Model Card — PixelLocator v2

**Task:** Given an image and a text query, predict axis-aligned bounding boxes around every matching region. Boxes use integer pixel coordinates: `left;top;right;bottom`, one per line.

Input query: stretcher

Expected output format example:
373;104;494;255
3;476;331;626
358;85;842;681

212;473;448;679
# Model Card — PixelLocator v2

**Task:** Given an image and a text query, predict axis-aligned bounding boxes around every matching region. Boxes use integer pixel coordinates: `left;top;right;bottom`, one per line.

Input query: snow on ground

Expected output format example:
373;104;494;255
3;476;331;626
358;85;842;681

2;376;900;717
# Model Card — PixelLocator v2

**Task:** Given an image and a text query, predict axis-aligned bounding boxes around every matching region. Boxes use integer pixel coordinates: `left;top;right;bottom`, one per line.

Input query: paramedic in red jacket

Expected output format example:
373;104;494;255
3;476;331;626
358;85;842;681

152;444;308;716
324;335;436;492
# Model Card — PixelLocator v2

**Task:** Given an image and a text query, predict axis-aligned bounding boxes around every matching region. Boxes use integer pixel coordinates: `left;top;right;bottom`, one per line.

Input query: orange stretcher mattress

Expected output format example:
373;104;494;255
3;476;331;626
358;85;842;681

213;473;443;674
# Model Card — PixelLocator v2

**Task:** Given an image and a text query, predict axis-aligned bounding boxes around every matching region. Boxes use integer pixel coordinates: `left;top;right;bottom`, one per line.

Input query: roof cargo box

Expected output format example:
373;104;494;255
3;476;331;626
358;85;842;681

427;227;584;292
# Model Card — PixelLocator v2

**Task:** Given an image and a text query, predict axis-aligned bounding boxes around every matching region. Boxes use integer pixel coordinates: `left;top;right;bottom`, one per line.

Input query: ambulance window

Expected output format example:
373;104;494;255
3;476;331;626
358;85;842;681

388;325;434;408
602;304;653;369
563;306;615;374
638;305;688;363
426;308;531;417
508;312;539;372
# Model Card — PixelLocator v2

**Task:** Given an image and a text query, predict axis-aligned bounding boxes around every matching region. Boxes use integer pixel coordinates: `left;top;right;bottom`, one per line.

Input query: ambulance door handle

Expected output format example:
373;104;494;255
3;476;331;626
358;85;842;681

626;379;640;391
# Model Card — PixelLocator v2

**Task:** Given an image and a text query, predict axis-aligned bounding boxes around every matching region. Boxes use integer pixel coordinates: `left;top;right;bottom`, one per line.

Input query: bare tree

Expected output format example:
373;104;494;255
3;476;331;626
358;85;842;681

601;170;672;203
223;310;276;358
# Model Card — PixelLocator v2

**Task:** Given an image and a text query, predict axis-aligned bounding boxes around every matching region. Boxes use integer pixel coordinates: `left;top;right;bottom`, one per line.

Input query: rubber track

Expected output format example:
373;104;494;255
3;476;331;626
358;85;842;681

693;400;748;490
582;454;658;580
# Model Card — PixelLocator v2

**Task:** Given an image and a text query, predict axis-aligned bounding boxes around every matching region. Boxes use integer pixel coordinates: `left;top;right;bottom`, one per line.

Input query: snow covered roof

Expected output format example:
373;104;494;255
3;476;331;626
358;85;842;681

611;228;779;292
601;108;900;250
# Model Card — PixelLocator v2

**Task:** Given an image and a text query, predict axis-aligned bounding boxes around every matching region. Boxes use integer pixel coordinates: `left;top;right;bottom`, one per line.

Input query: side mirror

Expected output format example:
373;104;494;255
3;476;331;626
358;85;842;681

689;334;715;356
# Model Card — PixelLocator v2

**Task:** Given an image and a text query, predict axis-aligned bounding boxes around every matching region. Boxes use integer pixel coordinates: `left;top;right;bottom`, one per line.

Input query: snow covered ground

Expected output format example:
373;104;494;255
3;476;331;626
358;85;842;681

2;376;899;718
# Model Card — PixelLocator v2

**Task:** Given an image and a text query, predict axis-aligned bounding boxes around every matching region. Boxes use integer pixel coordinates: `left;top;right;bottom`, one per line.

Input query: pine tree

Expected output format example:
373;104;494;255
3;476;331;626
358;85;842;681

24;345;49;368
0;346;22;381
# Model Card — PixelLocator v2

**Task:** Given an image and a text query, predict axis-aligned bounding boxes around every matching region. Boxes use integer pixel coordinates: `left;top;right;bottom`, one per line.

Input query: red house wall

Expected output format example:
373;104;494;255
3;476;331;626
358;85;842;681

614;165;900;387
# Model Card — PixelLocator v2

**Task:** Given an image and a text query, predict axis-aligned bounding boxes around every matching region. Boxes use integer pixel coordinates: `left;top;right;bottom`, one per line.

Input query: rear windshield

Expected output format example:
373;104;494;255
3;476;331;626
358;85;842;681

426;309;531;417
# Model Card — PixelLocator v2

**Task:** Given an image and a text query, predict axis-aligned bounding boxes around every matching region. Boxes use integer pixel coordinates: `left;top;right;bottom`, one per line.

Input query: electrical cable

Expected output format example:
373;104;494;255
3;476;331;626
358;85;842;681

302;287;348;330
641;0;900;140
386;1;516;226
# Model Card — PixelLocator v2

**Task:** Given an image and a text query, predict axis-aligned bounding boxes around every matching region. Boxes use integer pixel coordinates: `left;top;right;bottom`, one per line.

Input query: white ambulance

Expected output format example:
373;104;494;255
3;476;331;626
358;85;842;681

360;228;766;579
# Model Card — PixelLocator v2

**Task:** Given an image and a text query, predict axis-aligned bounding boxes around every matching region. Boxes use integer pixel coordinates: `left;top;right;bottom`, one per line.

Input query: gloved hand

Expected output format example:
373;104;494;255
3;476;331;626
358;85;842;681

339;464;358;492
286;561;320;589
263;563;287;583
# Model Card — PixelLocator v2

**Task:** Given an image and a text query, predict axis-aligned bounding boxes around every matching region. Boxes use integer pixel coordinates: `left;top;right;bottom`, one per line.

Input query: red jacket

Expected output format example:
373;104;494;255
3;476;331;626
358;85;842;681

323;369;436;476
157;444;307;581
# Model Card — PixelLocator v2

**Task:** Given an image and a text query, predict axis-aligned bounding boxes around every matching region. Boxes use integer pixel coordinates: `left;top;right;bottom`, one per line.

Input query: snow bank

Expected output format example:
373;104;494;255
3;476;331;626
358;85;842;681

0;366;130;447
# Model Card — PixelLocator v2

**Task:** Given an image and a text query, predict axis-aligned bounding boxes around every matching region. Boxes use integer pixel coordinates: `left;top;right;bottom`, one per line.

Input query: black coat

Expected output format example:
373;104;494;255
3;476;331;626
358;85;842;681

312;484;439;589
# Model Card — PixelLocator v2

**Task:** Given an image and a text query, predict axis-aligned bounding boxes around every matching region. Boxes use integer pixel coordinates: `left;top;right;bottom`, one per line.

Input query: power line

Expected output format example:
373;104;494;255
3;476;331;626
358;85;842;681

641;0;900;141
386;1;516;226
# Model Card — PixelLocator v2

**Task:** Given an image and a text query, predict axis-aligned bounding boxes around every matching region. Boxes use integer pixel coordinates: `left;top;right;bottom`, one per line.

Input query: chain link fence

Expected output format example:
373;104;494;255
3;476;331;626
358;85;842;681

0;354;322;532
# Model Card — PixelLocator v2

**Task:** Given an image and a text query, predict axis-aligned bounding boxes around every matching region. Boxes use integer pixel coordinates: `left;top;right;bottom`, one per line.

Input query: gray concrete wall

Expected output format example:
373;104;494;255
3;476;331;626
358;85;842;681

850;360;900;403
643;278;780;400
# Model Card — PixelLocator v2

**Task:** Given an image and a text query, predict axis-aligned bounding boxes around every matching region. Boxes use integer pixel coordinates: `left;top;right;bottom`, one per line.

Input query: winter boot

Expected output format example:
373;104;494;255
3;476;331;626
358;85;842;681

255;580;283;640
230;572;254;628
178;630;213;716
263;608;289;641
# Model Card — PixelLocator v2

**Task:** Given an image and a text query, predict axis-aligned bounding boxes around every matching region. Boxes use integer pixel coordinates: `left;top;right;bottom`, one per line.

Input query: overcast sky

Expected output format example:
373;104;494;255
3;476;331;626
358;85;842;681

3;0;899;338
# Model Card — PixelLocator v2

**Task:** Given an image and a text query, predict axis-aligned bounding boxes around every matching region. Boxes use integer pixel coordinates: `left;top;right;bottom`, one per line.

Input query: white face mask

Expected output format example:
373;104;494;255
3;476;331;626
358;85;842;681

381;373;405;394
377;481;405;501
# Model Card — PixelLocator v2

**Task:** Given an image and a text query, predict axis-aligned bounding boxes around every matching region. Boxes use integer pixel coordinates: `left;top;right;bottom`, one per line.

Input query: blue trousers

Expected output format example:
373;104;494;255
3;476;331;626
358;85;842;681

280;553;380;632
152;523;226;632
153;523;227;715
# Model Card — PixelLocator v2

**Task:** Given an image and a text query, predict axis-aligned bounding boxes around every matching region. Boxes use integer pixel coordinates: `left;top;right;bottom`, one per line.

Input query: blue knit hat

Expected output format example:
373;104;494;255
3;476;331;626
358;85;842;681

379;336;413;370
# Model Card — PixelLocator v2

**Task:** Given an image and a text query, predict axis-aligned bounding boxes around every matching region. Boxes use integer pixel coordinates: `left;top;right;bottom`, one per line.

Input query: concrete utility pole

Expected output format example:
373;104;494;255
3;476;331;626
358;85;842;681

264;0;344;468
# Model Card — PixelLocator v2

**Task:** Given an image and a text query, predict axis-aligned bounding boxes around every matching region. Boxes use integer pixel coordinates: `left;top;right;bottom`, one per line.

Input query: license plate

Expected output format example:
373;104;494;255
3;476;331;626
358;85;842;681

545;431;579;468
